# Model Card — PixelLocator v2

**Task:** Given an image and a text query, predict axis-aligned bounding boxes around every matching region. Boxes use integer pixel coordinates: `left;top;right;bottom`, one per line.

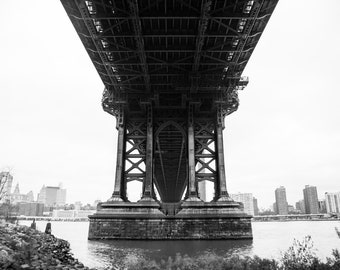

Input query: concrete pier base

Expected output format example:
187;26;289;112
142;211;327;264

88;201;252;240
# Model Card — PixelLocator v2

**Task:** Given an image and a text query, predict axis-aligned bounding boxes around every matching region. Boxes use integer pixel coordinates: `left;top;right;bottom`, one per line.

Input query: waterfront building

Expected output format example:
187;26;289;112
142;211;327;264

303;185;319;214
56;183;67;205
295;200;306;214
325;192;340;213
37;185;46;204
275;186;288;215
253;197;259;216
74;201;82;211
287;205;295;213
52;209;95;218
18;202;44;216
273;202;277;213
10;184;33;204
38;184;67;207
45;186;59;206
318;200;327;213
230;193;254;216
0;171;13;202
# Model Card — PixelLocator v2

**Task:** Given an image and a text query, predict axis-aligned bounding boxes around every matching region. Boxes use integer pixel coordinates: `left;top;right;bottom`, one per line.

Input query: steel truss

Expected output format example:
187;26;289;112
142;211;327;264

60;0;279;204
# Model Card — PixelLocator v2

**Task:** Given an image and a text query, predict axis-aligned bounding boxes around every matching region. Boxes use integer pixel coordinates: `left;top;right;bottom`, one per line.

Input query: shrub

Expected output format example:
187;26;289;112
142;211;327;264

120;236;340;270
280;235;319;269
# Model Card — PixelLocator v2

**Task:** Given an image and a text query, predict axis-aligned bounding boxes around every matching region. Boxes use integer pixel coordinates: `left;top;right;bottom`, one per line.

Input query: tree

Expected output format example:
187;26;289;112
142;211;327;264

0;172;10;202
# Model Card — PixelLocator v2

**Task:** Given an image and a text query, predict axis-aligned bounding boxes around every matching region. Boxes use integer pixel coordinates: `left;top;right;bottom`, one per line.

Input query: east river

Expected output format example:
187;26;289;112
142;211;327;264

20;220;340;269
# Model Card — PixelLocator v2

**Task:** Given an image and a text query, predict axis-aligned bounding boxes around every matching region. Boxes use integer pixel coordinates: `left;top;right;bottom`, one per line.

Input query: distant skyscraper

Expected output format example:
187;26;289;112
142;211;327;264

230;193;254;216
273;202;277;213
253;197;259;216
295;200;306;214
198;181;206;201
275;186;288;215
37;185;46;204
303;185;319;214
197;161;207;201
318;200;326;213
38;185;67;206
325;192;340;213
0;171;13;202
46;186;59;206
56;183;67;205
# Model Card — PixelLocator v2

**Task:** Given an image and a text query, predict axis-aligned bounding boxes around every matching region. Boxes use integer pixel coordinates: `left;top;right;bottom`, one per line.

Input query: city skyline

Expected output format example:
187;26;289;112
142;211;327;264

3;172;339;211
1;1;340;209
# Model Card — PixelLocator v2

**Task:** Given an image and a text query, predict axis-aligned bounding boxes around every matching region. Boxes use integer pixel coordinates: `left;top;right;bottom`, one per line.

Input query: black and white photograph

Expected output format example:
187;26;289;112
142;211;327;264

0;0;340;269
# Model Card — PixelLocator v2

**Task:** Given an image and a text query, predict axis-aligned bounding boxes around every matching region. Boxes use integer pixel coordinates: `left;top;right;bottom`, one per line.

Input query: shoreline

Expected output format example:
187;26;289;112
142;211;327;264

13;216;340;223
0;222;94;270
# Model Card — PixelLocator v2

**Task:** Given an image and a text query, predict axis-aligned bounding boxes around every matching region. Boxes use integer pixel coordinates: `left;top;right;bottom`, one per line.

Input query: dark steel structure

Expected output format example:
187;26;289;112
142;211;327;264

61;0;278;239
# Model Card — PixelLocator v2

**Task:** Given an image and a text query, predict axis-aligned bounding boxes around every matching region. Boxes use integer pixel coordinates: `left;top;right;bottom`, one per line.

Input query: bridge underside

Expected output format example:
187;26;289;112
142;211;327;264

61;0;278;239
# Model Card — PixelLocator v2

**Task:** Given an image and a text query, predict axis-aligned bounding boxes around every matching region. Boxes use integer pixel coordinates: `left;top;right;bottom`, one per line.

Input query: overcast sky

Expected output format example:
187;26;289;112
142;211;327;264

1;1;339;209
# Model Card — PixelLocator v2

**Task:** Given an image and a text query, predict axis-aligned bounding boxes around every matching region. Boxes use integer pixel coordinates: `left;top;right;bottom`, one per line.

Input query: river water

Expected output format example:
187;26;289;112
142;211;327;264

20;220;340;269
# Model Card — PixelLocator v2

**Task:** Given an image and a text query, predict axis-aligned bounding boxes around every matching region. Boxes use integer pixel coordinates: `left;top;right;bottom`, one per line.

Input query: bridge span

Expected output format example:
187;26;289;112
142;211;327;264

61;0;278;239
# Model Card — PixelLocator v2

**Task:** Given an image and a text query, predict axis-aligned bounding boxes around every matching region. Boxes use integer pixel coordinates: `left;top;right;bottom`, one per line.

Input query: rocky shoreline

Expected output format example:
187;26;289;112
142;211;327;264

0;222;94;270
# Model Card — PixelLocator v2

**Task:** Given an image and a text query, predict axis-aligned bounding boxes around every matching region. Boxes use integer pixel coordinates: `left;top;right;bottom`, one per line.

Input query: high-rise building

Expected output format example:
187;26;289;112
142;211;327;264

318;200;327;213
325;192;340;214
275;186;288;215
37;184;67;207
230;193;254;216
303;185;319;214
198;181;206;201
56;187;67;205
37;185;46;203
295;200;306;214
0;171;13;202
253;197;259;216
46;186;59;206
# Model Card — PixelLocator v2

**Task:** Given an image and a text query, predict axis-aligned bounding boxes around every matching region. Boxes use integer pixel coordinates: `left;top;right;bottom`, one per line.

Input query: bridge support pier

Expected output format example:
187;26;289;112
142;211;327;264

89;102;252;240
108;115;127;202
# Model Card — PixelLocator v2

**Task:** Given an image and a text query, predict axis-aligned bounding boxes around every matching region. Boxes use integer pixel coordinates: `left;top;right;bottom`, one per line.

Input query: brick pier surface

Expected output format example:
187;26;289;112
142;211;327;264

89;217;252;240
88;201;252;240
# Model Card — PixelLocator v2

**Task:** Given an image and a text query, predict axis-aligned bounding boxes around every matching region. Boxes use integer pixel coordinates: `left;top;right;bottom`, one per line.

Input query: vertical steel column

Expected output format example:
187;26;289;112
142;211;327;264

187;103;199;199
142;103;153;199
215;106;230;201
109;109;126;201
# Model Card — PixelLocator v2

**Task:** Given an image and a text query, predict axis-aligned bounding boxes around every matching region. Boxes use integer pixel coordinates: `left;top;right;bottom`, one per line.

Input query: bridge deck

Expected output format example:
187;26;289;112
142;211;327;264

61;0;278;113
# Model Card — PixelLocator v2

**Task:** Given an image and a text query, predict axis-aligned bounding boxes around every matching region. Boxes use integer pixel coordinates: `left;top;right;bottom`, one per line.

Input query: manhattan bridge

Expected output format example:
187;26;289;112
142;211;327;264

61;0;278;239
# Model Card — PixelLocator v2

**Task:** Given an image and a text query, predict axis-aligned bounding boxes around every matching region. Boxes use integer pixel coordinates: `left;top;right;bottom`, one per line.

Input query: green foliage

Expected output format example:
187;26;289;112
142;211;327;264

281;235;319;269
121;236;340;270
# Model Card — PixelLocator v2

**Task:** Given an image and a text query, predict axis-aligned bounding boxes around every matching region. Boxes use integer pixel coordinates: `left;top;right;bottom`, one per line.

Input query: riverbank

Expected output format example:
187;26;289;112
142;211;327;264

2;220;340;269
0;222;93;269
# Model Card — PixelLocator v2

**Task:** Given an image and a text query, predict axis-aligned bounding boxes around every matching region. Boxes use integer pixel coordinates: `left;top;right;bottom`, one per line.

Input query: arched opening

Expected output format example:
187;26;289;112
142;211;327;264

154;121;187;202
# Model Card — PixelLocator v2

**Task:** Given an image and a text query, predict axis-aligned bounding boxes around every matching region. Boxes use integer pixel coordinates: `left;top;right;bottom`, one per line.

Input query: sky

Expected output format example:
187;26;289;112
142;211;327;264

0;1;339;209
